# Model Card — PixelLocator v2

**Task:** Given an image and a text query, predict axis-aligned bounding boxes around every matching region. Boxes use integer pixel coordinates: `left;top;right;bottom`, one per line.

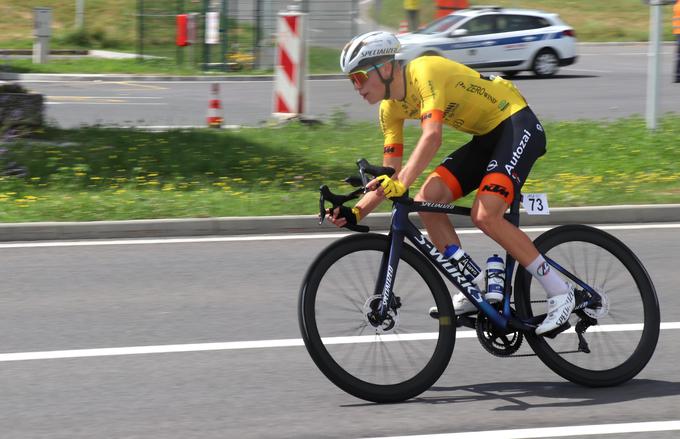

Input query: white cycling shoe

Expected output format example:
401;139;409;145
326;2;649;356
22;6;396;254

452;292;478;315
535;287;576;335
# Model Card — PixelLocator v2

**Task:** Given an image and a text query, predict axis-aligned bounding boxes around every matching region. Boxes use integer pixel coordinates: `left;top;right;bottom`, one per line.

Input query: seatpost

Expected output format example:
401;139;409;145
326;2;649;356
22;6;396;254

505;193;522;227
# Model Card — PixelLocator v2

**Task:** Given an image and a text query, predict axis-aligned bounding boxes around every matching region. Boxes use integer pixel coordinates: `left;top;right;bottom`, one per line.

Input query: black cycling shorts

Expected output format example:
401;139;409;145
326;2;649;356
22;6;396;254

432;106;546;204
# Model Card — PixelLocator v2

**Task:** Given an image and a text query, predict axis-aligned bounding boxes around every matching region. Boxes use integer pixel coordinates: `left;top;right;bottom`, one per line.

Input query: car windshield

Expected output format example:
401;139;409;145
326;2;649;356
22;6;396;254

414;15;466;35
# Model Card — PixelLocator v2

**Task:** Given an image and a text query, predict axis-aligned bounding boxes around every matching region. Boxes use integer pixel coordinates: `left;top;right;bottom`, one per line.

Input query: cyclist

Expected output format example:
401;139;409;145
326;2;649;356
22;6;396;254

327;31;574;335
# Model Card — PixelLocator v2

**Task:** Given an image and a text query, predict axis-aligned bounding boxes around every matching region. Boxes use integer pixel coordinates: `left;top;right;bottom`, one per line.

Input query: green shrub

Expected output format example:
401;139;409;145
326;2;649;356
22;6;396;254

57;28;124;49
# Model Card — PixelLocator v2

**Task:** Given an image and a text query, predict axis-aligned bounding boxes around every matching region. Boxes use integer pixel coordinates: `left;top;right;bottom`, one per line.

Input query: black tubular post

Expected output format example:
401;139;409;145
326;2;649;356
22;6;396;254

222;0;228;72
505;193;522;227
137;0;144;62
254;0;262;68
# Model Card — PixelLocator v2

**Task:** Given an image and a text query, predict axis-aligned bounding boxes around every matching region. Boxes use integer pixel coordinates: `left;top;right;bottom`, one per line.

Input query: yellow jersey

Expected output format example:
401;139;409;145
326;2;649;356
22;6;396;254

379;56;528;150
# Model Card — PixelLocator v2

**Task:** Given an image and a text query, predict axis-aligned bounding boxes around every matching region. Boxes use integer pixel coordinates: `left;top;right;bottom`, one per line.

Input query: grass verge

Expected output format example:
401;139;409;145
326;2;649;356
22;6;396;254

0;114;678;223
0;47;342;76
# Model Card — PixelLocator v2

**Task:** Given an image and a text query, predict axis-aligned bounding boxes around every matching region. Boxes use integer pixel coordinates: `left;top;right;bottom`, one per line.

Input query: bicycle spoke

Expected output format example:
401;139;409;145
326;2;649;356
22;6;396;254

515;225;659;387
305;239;449;390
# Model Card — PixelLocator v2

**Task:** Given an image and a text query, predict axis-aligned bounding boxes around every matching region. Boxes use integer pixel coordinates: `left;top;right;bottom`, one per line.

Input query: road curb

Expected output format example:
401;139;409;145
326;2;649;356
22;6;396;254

0;204;677;242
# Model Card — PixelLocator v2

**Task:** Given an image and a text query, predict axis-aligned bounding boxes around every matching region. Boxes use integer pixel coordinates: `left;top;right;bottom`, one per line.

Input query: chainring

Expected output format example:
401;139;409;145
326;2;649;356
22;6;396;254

476;313;523;357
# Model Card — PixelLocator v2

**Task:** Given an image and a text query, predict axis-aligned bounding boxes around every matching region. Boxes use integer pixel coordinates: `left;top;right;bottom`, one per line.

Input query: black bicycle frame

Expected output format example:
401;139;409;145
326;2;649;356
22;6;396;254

374;195;539;332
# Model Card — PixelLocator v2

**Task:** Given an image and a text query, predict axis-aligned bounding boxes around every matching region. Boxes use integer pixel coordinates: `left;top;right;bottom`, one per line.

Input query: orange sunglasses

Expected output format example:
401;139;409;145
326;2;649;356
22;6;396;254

348;63;386;87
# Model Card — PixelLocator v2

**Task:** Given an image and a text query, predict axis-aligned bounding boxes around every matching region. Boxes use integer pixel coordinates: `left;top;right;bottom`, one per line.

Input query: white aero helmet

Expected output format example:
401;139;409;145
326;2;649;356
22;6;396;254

340;31;401;74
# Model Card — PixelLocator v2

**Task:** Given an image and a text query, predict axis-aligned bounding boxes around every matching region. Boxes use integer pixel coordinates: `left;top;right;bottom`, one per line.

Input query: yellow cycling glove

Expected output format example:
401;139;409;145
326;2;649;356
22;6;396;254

378;175;407;198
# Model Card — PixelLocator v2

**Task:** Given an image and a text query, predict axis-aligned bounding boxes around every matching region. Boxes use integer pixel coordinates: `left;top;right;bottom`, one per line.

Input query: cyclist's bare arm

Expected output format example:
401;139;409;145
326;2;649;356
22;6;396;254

394;120;443;188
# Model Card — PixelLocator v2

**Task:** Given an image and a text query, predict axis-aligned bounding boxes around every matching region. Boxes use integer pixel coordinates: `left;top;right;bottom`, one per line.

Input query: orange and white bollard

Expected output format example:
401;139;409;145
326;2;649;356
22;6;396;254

398;20;409;34
206;83;223;128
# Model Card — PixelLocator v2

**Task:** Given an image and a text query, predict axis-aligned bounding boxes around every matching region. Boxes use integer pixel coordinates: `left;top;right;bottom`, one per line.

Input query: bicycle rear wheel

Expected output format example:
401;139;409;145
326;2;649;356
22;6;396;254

299;233;455;403
514;224;660;387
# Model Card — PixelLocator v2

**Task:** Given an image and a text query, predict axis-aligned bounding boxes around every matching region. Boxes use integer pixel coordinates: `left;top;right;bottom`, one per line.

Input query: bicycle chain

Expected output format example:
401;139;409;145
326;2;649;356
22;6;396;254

474;300;586;358
475;299;570;358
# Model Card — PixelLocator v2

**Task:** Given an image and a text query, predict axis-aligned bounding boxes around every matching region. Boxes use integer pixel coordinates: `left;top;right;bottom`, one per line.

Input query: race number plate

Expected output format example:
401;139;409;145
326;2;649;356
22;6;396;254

522;193;550;215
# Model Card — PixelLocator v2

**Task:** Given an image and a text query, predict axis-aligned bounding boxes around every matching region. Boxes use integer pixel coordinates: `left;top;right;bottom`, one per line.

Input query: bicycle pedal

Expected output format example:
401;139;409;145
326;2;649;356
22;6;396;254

456;314;476;329
541;321;571;339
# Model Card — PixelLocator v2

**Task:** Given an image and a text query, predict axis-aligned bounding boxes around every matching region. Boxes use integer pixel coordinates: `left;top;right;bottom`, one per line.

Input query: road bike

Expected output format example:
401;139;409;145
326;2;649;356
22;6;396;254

298;159;660;403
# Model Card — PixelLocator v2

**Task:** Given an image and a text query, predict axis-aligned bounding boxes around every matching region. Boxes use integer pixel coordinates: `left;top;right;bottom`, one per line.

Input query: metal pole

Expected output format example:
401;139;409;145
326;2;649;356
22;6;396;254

351;0;358;40
33;8;52;64
646;2;663;130
75;0;84;29
256;0;274;70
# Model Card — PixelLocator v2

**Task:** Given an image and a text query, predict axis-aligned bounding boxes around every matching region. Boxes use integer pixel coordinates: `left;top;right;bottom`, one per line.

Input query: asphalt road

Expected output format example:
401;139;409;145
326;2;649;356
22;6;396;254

0;224;678;438
17;44;680;128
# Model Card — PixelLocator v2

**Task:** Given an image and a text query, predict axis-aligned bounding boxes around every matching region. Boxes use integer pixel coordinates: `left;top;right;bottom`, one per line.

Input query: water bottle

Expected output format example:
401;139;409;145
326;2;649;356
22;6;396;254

485;254;505;303
444;244;484;288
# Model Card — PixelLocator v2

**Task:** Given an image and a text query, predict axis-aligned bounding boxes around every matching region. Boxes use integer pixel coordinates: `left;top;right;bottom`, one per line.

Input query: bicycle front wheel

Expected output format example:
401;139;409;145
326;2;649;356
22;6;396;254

299;233;455;403
514;224;660;387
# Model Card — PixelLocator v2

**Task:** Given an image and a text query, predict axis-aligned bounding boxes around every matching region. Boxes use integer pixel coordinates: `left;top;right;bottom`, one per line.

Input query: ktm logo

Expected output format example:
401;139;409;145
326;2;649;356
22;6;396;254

482;183;510;198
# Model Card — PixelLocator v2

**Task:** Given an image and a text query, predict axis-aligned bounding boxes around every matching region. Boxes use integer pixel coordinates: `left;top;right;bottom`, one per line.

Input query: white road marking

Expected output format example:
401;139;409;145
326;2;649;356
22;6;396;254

48;96;164;99
360;420;680;439
45;102;167;105
0;223;679;249
561;67;612;74
0;322;677;363
615;51;673;56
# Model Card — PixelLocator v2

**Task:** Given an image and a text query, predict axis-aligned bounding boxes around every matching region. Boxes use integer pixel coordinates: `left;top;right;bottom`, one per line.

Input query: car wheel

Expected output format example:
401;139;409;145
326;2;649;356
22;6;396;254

532;49;559;78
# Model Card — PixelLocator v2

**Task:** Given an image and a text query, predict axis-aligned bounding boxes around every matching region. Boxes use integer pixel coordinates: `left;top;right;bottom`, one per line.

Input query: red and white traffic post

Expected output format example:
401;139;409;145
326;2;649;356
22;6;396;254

273;10;308;118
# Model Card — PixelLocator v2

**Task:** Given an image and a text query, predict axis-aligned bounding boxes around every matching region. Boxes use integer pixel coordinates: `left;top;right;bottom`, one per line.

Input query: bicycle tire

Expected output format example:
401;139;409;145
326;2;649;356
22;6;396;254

514;224;660;387
299;233;456;403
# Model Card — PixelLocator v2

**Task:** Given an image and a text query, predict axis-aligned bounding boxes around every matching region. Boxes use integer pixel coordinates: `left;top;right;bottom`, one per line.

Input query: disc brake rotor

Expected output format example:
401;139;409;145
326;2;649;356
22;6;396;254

584;291;610;319
363;294;400;333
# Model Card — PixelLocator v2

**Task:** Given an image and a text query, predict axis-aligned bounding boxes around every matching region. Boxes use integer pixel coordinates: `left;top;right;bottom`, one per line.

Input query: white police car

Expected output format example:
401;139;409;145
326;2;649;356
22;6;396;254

397;7;577;78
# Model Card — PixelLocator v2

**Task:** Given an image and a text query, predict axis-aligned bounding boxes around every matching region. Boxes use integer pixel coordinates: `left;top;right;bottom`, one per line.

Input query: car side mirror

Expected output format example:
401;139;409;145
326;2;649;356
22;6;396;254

448;29;468;38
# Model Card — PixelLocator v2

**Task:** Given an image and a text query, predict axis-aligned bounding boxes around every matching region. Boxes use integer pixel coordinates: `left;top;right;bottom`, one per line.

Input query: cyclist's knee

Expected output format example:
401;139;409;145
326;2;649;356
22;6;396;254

471;210;498;234
471;199;506;233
